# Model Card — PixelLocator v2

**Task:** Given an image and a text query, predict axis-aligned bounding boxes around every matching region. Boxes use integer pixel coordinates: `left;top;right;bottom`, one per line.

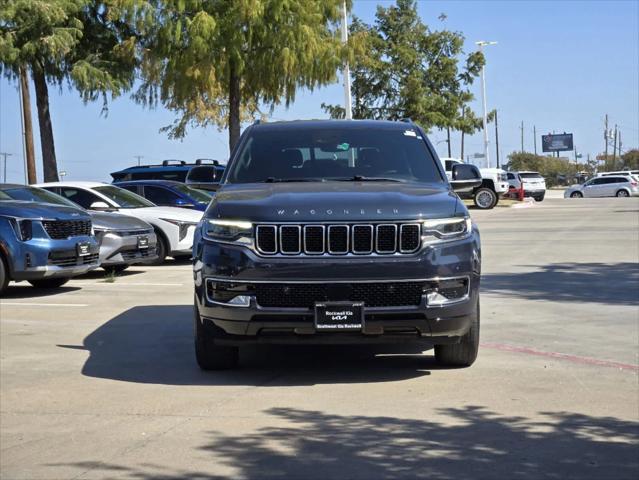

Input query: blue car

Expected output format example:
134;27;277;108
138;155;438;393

0;198;99;293
110;159;225;184
115;180;213;212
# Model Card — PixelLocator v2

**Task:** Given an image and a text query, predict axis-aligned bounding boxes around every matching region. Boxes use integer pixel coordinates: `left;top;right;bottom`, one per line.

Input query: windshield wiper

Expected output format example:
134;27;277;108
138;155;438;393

335;175;405;183
263;177;325;183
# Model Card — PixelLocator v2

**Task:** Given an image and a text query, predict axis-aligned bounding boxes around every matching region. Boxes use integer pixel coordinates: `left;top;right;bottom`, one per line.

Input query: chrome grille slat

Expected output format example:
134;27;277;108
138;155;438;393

255;223;421;256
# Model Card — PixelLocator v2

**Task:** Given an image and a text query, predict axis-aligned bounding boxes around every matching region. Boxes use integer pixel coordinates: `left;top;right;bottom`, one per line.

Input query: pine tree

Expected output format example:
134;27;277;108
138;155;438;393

323;0;484;136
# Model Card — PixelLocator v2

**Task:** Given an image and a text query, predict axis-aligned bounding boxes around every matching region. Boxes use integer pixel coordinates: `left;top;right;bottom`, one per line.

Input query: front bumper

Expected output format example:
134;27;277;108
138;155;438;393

10;236;100;281
98;231;158;266
194;231;481;345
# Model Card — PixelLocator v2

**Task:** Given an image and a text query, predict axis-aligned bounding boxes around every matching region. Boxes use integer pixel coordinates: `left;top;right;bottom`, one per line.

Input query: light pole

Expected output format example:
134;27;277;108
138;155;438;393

475;40;497;168
341;1;352;120
0;152;13;182
134;155;144;166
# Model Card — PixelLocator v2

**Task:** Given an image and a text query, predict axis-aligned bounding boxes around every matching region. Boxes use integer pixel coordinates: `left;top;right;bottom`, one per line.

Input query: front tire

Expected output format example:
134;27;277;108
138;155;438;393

148;230;167;266
435;299;480;367
616;189;630;198
473;188;498;209
0;253;9;295
194;303;239;370
28;278;70;289
534;192;545;201
570;191;583;198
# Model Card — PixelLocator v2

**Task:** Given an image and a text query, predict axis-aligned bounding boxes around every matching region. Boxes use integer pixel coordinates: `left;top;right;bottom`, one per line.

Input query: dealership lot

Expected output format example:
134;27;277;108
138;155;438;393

1;198;638;479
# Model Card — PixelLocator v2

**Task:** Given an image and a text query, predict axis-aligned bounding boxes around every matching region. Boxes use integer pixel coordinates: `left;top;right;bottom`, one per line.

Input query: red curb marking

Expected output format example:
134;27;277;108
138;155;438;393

481;342;639;372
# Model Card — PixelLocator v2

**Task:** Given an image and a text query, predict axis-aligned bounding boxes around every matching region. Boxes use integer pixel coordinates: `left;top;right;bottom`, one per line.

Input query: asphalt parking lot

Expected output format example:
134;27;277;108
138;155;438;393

1;197;638;479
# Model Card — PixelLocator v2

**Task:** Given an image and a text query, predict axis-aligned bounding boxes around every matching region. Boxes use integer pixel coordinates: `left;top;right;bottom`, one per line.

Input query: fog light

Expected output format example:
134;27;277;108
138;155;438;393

425;277;469;305
206;280;254;307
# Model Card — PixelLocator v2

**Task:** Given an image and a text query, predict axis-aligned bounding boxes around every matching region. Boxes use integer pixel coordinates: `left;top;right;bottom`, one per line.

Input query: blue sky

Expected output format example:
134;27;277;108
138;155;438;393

0;0;637;183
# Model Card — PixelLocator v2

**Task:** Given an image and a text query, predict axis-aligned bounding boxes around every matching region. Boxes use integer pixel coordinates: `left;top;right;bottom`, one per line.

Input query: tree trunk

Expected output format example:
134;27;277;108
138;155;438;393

19;65;37;184
228;59;241;153
31;64;59;182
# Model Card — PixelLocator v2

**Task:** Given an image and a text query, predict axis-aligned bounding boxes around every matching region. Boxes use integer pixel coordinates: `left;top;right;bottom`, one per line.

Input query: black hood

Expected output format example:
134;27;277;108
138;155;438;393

210;182;463;222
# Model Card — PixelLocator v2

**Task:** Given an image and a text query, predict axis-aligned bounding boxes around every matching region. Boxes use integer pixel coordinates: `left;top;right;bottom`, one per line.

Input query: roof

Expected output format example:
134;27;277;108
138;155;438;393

34;181;107;188
114;179;183;186
250;119;417;132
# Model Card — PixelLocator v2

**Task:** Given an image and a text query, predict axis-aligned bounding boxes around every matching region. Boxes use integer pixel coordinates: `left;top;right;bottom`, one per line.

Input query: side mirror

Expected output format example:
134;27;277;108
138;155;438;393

450;164;482;191
89;201;112;211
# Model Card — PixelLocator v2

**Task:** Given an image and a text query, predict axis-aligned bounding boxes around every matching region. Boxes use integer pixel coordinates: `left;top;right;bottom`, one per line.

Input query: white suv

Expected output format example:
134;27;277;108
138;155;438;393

516;171;547;201
440;158;509;209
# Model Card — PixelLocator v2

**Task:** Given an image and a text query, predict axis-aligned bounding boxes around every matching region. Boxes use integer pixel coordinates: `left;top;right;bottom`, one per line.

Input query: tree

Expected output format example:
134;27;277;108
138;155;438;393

0;1;137;181
620;149;639;170
131;0;352;151
322;0;484;135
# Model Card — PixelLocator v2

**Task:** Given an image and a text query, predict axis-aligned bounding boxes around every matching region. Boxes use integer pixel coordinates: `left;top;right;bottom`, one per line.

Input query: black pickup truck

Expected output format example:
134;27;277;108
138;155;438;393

192;119;482;369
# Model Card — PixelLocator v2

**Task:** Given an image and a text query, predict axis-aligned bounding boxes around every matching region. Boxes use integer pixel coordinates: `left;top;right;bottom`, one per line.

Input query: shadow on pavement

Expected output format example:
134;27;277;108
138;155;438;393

53;406;639;479
65;305;439;386
76;269;145;280
483;262;639;306
1;285;81;298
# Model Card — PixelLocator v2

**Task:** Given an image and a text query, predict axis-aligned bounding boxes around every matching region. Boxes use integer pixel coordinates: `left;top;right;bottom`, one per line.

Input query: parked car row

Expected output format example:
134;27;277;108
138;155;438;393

0;182;210;294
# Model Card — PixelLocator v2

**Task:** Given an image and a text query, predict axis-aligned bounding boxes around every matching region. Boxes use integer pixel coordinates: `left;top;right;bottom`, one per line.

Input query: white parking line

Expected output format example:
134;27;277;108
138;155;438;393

97;282;184;287
0;302;89;307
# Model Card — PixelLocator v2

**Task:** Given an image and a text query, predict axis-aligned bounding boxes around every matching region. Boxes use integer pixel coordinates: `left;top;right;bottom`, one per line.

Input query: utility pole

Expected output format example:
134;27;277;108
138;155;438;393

618;130;622;158
612;125;618;168
134;155;144;166
19;65;37;184
475;40;497;168
341;1;352;120
533;125;537;155
494;110;500;168
446;127;451;157
520;121;524;152
0;153;13;182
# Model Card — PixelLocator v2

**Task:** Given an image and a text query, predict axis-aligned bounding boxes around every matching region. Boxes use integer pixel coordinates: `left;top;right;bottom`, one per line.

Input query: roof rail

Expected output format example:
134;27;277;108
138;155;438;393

399;118;414;124
253;119;261;125
195;158;220;166
161;159;186;167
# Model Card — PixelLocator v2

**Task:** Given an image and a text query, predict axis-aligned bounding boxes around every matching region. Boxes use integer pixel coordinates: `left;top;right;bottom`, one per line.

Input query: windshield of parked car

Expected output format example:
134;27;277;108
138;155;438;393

226;125;445;184
2;186;79;208
519;172;543;179
94;185;155;208
172;184;213;203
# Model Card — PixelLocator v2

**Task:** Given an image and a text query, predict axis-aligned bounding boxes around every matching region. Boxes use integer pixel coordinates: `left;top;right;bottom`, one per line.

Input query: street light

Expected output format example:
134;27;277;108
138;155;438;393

0;152;13;182
475;40;497;168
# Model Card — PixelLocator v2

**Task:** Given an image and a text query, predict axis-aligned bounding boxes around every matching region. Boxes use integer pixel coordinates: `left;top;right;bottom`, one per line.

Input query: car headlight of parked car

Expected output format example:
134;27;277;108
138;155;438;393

161;219;199;241
7;218;34;241
422;217;472;243
202;219;253;245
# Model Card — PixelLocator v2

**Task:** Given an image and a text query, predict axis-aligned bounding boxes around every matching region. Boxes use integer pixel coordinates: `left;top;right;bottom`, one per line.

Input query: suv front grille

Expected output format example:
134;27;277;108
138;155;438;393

256;223;421;256
255;282;426;308
42;220;92;239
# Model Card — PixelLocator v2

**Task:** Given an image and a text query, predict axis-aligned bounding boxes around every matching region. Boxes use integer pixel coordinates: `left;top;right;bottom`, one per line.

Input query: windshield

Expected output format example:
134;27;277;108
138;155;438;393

226;125;445;184
519;172;543;179
172;184;213;203
94;185;155;208
2;186;79;208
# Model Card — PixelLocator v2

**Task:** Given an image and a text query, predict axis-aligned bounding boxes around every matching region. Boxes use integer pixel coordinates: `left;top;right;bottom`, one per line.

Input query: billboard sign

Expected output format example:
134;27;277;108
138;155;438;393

542;133;573;152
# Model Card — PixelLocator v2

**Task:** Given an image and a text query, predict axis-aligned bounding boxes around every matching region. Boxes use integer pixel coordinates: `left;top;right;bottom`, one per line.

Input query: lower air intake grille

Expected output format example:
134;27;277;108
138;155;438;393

255;282;425;308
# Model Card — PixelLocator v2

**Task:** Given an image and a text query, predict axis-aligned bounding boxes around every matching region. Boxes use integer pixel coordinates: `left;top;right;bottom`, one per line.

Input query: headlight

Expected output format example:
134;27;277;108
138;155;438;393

161;219;198;241
422;217;472;243
8;218;33;241
202;219;253;245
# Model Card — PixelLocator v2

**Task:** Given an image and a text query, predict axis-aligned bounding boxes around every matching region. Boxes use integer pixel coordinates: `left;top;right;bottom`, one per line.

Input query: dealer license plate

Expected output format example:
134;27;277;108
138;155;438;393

76;242;91;257
314;302;364;331
137;235;149;249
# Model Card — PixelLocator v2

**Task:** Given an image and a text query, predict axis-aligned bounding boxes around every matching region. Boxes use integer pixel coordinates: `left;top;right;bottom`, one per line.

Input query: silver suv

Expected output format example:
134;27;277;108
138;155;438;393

565;175;639;198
